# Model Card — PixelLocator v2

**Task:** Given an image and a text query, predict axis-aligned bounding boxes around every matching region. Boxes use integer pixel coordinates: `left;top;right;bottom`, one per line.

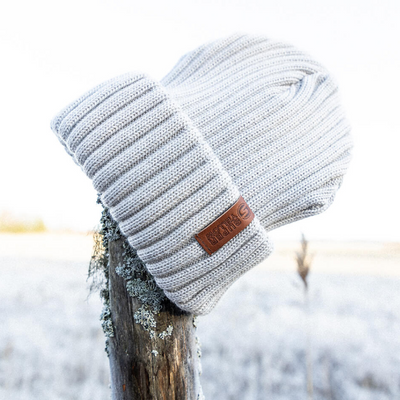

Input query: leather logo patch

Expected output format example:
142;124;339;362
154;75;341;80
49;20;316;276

195;196;254;255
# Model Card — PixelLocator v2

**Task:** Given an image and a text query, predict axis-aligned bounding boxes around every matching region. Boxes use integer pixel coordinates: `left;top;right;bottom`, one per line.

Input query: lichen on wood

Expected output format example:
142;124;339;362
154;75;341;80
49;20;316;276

89;197;172;344
88;196;203;399
88;197;122;351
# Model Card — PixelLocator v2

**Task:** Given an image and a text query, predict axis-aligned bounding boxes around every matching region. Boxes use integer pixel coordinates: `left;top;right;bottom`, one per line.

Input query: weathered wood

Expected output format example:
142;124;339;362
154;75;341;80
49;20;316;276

107;238;202;400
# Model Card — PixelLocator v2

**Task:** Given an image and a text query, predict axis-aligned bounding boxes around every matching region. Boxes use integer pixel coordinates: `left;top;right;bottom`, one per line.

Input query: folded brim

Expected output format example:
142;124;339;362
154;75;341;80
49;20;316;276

51;72;273;315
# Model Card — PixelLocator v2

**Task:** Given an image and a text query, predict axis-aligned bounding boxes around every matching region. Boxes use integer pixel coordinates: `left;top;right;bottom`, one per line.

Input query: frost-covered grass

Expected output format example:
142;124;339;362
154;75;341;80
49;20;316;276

0;234;399;400
198;272;400;400
0;256;109;400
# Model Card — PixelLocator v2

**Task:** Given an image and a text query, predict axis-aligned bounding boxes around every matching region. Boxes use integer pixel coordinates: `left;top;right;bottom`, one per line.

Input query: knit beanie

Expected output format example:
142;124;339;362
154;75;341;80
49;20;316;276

51;34;352;315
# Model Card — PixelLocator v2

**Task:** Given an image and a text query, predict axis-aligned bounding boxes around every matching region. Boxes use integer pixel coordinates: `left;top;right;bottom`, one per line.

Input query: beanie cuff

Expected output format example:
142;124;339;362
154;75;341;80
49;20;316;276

51;72;273;315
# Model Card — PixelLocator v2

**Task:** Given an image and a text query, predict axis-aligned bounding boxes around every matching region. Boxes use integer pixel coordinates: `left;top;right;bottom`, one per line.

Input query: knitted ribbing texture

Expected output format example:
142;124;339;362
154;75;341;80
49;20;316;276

51;34;352;315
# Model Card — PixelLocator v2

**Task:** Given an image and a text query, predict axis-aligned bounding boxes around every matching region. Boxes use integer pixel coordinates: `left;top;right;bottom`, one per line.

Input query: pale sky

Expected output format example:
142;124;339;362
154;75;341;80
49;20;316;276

0;0;399;242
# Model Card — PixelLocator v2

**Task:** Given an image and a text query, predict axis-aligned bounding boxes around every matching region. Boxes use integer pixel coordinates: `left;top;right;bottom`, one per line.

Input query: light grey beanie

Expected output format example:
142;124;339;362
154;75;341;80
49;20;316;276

51;34;352;315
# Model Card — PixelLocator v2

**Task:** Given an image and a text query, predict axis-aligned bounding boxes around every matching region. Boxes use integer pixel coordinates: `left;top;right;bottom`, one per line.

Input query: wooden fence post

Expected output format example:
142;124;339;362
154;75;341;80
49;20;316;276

90;205;203;400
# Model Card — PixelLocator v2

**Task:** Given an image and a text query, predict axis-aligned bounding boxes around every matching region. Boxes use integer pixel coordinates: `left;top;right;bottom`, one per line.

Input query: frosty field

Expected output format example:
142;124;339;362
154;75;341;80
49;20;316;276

0;233;399;400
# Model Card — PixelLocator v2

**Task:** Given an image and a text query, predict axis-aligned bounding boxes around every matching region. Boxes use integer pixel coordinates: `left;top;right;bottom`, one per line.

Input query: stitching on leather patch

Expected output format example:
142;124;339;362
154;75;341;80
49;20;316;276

195;196;255;255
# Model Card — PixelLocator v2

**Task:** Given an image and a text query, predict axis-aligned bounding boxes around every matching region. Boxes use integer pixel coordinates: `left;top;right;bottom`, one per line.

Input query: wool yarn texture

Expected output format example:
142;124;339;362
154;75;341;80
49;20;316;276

51;34;353;315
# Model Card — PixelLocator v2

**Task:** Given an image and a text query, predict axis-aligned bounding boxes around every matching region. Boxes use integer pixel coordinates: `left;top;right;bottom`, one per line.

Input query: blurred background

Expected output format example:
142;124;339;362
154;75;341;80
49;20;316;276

0;0;399;399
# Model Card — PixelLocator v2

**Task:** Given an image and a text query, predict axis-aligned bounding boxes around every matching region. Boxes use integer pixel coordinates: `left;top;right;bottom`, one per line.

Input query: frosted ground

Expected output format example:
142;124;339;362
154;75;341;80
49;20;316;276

0;234;399;400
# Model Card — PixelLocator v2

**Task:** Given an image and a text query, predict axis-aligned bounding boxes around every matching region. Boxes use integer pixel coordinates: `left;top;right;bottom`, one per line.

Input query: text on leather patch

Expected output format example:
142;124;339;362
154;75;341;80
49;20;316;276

195;196;254;255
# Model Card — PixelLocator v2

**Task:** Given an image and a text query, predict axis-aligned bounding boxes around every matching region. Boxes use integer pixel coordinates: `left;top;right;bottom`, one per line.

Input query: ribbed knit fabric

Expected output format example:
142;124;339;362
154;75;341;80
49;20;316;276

51;34;352;315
